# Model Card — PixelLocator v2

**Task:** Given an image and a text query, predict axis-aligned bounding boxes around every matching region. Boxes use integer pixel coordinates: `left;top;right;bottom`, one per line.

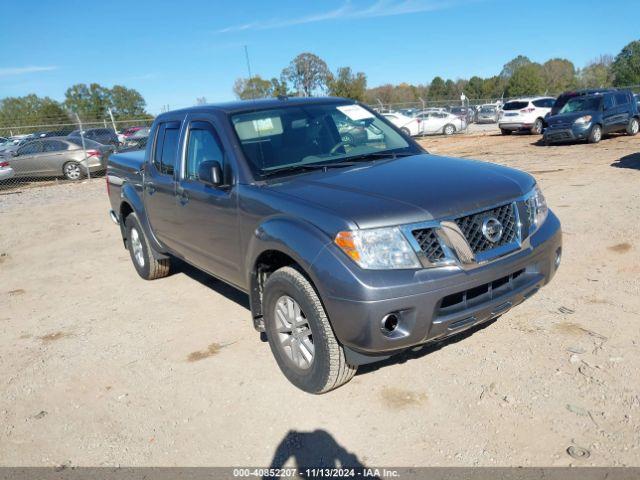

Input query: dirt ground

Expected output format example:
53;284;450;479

1;130;639;468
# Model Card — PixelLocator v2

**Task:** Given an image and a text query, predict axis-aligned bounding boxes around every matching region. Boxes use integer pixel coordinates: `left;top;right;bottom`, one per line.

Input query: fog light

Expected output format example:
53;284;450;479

381;313;399;333
555;247;562;270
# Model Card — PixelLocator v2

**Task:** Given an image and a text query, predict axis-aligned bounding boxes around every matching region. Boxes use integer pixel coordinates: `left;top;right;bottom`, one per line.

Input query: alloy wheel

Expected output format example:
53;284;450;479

274;295;314;369
130;227;145;267
64;162;81;180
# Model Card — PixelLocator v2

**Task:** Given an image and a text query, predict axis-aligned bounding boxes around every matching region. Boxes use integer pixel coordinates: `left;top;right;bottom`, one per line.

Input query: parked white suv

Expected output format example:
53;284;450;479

499;97;555;135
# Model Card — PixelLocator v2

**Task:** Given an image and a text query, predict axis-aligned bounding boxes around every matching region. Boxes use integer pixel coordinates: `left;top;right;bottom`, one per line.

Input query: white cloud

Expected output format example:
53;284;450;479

0;66;58;77
217;0;461;33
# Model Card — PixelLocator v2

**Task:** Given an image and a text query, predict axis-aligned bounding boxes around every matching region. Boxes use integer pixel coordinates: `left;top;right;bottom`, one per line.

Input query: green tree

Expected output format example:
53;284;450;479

506;63;545;97
578;55;614;88
327;67;367;101
64;83;111;118
611;40;640;86
542;58;576;93
0;95;70;133
109;85;147;118
282;53;330;96
428;76;447;99
500;55;532;78
232;75;274;99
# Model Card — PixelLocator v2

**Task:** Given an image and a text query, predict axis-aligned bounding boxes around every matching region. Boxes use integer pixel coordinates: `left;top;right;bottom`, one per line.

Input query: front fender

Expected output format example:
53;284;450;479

245;216;333;318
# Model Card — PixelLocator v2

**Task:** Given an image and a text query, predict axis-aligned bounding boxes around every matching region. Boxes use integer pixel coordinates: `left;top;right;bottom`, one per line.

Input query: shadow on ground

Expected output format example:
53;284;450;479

611;152;640;170
265;429;377;478
172;258;250;310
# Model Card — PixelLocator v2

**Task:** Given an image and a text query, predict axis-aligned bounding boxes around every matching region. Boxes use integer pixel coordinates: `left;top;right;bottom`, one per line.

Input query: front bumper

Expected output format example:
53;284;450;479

311;211;562;361
544;123;591;143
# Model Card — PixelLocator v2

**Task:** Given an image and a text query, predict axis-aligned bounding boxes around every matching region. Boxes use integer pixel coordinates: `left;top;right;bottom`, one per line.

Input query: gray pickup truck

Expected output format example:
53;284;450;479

106;97;562;393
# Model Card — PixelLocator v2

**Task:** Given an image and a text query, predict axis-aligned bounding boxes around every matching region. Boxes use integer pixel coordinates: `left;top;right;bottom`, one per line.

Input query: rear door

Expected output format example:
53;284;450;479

143;121;182;249
40;139;69;176
173;116;242;286
613;92;631;129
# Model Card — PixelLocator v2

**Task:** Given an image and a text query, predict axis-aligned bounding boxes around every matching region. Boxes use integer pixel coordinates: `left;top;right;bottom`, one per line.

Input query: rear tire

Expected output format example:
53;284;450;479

531;118;544;135
500;128;512;135
626;117;639;136
400;127;411;136
124;213;170;280
263;266;356;394
62;161;83;181
588;124;602;144
443;124;456;135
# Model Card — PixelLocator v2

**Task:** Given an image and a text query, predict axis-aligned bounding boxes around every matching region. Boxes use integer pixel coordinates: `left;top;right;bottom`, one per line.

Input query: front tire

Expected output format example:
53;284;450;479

263;266;356;394
400;127;411;136
124;213;170;280
500;128;512;135
588;124;602;144
626;117;639;136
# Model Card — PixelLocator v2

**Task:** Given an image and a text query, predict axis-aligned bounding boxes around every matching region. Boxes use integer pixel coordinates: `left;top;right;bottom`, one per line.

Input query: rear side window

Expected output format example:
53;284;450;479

533;99;554;108
153;122;180;176
614;92;629;105
185;122;225;181
503;101;529;110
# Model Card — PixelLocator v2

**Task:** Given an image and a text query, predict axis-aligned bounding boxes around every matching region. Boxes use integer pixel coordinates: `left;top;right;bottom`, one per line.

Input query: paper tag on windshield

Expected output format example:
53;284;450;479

337;105;375;121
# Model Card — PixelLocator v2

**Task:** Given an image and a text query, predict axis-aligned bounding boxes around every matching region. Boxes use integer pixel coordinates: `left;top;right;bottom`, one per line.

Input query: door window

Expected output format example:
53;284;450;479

43;140;68;152
17;141;43;155
185;122;225;181
153;122;180;175
604;95;615;110
614;92;628;106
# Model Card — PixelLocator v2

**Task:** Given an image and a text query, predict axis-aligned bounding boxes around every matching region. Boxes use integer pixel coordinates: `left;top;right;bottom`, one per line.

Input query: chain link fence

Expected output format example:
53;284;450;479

0;112;154;192
1;87;639;192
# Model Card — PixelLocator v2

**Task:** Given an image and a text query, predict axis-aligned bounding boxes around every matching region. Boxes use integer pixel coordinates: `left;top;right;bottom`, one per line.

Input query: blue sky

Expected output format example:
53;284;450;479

1;0;639;114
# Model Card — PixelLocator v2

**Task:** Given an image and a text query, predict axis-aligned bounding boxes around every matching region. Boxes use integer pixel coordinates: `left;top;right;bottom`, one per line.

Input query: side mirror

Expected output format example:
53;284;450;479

198;159;223;186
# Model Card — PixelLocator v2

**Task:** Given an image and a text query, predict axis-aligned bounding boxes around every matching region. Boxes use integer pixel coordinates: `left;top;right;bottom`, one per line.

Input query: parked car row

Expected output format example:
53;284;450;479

383;111;465;136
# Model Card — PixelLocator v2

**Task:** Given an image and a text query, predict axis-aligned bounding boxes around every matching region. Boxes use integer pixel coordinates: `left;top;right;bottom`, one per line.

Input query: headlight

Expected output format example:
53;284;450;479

334;227;420;270
526;184;548;231
574;115;592;125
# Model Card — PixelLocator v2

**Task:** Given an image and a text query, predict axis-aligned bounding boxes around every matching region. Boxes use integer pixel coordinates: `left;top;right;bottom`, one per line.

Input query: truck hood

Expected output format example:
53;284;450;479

267;154;535;230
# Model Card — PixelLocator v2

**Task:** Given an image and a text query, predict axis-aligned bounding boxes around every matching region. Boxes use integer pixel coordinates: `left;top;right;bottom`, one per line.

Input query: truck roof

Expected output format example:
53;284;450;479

161;96;354;118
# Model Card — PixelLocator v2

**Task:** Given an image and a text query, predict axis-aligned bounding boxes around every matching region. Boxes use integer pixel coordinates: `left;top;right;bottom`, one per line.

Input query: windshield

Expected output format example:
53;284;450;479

559;96;602;114
231;103;417;178
480;107;495;113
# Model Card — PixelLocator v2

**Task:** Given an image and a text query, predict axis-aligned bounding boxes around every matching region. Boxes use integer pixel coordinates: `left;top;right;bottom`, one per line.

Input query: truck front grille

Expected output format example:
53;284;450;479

455;203;518;254
411;228;446;263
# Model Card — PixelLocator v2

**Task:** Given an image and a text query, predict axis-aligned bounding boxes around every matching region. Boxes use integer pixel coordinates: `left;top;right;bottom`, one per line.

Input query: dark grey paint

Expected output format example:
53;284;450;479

106;97;562;362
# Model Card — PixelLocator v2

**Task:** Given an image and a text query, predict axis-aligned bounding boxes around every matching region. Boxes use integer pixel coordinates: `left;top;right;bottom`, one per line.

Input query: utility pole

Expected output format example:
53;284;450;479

74;113;90;180
107;108;118;133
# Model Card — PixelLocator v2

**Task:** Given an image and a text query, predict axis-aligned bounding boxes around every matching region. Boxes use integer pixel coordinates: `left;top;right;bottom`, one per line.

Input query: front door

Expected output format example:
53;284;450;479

173;119;242;286
9;140;45;177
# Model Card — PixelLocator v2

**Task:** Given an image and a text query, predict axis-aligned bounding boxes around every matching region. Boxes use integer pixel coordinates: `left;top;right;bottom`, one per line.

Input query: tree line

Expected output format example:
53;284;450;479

233;39;640;105
0;83;151;133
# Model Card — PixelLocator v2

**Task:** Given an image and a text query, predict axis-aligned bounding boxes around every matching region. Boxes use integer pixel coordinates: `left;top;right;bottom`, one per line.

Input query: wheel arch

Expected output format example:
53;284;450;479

246;217;332;331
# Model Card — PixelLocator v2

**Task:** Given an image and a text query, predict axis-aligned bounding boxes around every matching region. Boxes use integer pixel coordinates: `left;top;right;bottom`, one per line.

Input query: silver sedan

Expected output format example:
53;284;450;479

3;137;113;180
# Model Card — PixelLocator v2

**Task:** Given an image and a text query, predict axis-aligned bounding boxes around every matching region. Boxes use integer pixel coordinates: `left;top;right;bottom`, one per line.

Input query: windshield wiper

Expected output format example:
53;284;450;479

345;150;417;162
260;161;358;177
